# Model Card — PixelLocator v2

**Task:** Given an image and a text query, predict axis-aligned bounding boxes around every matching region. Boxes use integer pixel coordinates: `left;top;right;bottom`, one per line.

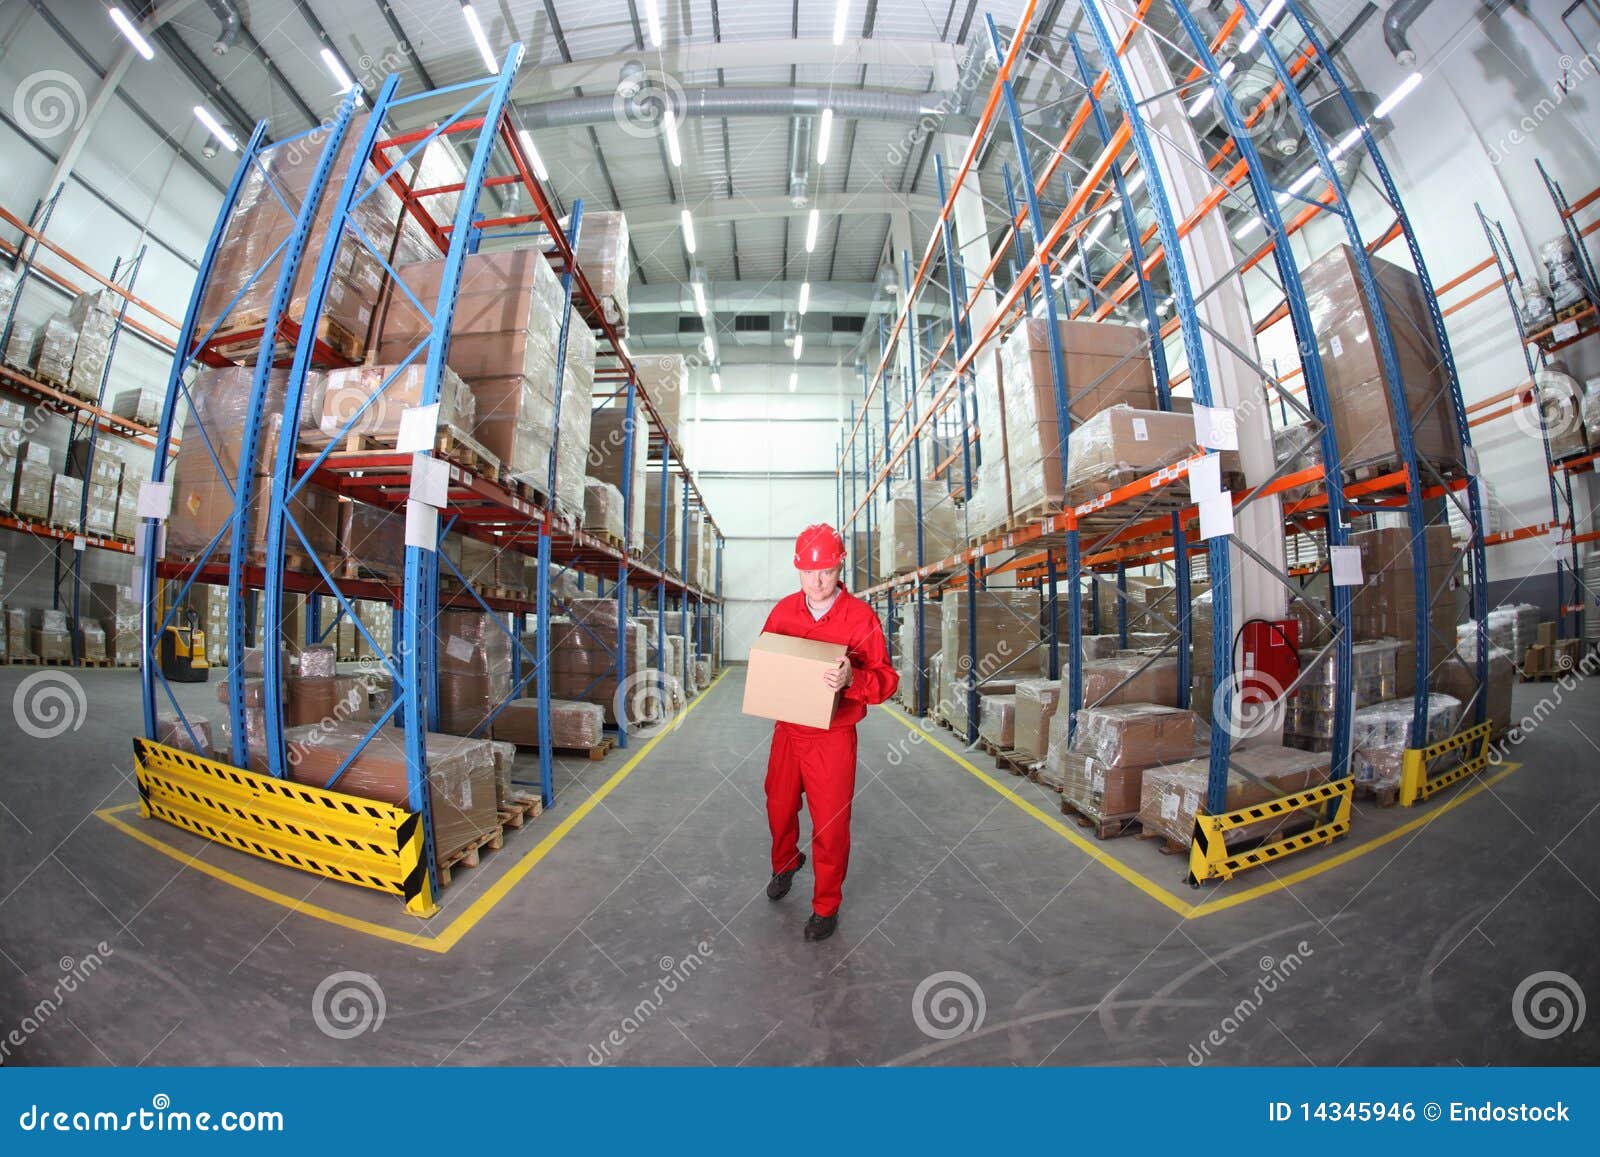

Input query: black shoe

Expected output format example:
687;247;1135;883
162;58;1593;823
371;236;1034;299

766;853;806;901
804;913;838;942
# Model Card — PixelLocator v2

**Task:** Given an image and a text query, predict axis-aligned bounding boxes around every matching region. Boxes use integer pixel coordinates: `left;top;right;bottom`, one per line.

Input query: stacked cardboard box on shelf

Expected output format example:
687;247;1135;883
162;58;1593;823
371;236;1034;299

494;698;606;751
165;367;341;571
49;474;82;532
1013;679;1061;763
436;609;511;738
68;436;123;538
12;440;53;522
938;590;1041;731
194;123;402;361
1139;744;1332;848
1438;642;1515;738
3;319;37;374
967;349;1012;538
1350;523;1458;697
30;608;71;661
588;407;647;551
66;289;117;400
112;388;161;427
996;318;1156;515
644;468;681;575
1301;246;1463;476
880;478;960;576
1049;704;1209;822
978;694;1016;749
5;607;33;661
29;315;78;386
337;499;405;581
89;582;140;666
850;529;873;591
636;355;685;447
583;479;625;543
894;600;939;712
572;210;631;333
547;597;654;726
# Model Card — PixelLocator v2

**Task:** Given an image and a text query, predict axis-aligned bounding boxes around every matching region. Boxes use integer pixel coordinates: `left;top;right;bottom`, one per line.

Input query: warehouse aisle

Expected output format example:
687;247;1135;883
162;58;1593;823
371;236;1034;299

0;666;1596;1066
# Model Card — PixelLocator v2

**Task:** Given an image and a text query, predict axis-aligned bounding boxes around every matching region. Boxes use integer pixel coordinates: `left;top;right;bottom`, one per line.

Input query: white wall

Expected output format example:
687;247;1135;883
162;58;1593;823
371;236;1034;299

681;362;851;659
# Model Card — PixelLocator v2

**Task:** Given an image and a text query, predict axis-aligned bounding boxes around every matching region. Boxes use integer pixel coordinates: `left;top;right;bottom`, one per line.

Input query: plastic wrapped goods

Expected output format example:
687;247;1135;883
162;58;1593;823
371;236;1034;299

1138;744;1331;848
636;354;685;445
978;694;1016;749
5;608;33;661
1066;407;1238;505
492;698;606;749
1081;655;1182;709
1349;524;1459;697
338;500;405;580
644;468;681;574
48;474;82;531
998;318;1155;512
895;600;939;711
938;590;1042;707
1542;235;1587;312
1301;245;1462;474
157;714;214;756
284;722;500;866
379;249;562;358
880;478;960;576
29;315;78;385
584;478;625;542
588;407;647;550
436;610;512;738
573;210;631;330
1073;704;1207;769
317;363;477;447
1351;692;1462;788
555;363;593;517
112;388;160;426
1437;645;1515;740
1013;679;1061;761
4;319;37;372
471;371;555;489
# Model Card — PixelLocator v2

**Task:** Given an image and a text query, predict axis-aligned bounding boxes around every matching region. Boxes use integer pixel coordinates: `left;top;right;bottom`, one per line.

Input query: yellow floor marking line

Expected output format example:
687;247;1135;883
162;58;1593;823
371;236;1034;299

877;704;1521;920
97;670;730;953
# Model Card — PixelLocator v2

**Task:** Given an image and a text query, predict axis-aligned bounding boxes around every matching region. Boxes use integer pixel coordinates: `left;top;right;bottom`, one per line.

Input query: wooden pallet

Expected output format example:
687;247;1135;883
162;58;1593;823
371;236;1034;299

1061;796;1141;840
339;428;498;478
497;792;544;829
1354;780;1399;808
209;314;364;364
1135;826;1190;855
79;658;113;668
336;559;402;583
1553;298;1593;324
502;475;552;506
34;371;72;393
981;741;1033;778
436;825;505;887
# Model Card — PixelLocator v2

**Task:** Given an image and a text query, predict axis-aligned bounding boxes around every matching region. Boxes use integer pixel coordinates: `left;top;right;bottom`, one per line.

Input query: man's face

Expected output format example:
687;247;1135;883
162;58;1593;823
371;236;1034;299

799;566;841;603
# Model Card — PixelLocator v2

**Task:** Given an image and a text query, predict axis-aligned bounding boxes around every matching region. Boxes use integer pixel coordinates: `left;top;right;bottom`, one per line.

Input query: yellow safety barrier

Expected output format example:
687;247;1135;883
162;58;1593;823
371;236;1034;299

1187;777;1355;885
1398;721;1492;807
132;738;437;917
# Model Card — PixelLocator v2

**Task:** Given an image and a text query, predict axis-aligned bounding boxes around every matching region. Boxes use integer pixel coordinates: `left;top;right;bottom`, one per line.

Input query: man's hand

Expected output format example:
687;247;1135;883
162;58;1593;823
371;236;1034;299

823;657;853;692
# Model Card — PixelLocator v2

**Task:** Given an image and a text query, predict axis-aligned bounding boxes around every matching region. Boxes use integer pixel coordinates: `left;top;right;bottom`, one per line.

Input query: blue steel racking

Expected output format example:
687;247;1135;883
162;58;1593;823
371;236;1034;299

838;0;1491;879
138;49;723;914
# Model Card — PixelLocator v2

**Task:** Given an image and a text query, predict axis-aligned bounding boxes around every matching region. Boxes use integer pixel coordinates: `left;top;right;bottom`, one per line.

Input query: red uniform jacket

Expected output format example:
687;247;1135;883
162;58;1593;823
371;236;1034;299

761;587;899;731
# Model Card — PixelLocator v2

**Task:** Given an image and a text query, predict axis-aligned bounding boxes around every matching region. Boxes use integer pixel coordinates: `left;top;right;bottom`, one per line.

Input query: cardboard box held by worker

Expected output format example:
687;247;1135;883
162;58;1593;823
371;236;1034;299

742;632;848;729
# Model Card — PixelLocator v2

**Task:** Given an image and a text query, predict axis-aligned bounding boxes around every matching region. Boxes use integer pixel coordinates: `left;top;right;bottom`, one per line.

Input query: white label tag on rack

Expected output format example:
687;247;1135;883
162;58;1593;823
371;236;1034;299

73;536;86;552
396;403;440;453
1463;446;1479;477
410;454;449;508
1330;335;1344;358
1198;491;1234;540
404;499;438;551
1131;417;1148;442
1192;404;1239;451
1548;525;1567;550
136;480;173;520
1553;319;1580;342
1330;544;1364;586
1187;453;1223;501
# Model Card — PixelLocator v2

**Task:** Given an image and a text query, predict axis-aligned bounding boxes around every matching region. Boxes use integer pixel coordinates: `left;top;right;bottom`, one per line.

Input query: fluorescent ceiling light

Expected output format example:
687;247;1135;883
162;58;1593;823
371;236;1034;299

461;4;498;74
664;107;682;167
1234;217;1263;241
789;371;798;392
1286;165;1319;196
1373;71;1423;119
109;8;155;60
711;371;722;392
798;282;811;314
816;108;833;165
1239;0;1286;54
692;281;707;316
701;334;715;360
833;0;850;46
681;209;697;254
619;340;632;359
1185;60;1234;118
793;333;804;360
1328;127;1363;160
320;48;356;94
645;0;663;47
805;208;820;252
516;129;549;181
1123;168;1145;195
193;105;238;152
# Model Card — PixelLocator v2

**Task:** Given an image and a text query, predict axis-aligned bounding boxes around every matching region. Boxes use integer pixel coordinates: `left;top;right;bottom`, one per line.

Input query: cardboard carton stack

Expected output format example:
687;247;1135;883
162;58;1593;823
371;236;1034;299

112;388;161;427
1350;524;1458;697
49;473;82;532
1139;744;1331;848
894;600;939;713
166;367;341;571
547;598;654;726
67;437;123;538
977;693;1017;749
583;479;625;543
494;698;606;750
77;621;107;662
12;440;53;522
337;499;405;581
572;210;631;333
644;468;681;575
851;529;873;591
1081;654;1181;709
3;319;37;373
637;355;685;447
1438;642;1515;738
1065;407;1236;505
5;607;33;661
1013;678;1062;763
66;290;117;400
967;349;1012;538
436;610;511;738
1351;692;1462;789
89;582;141;666
1518;620;1583;678
996;318;1155;515
194;126;402;361
1049;704;1208;822
29;315;78;386
938;590;1041;731
880;477;960;576
588;407;647;551
30;608;71;662
1301;246;1463;476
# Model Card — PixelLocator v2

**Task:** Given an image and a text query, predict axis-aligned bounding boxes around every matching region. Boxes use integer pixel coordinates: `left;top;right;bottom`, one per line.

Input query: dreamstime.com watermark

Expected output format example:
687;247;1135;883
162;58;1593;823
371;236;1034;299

0;943;115;1062
1487;37;1600;166
1511;970;1586;1039
586;938;715;1065
1186;941;1315;1065
11;70;85;141
912;971;986;1039
12;671;88;741
16;1095;283;1134
311;970;386;1040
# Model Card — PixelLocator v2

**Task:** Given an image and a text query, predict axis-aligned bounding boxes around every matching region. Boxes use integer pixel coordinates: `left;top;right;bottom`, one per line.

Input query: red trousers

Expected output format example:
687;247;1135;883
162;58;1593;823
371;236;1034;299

765;723;857;917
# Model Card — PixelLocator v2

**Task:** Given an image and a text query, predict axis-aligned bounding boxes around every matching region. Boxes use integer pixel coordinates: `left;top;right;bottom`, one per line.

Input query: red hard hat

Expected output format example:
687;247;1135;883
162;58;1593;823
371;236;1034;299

794;523;846;569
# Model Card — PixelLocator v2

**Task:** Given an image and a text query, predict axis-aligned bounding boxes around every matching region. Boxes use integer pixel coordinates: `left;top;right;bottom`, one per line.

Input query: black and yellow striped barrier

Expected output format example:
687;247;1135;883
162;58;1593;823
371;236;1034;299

1187;777;1355;885
1398;721;1492;808
132;738;437;917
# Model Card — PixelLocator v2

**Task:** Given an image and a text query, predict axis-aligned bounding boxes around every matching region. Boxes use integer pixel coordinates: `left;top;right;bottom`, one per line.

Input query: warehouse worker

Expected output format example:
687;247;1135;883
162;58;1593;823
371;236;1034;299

761;523;898;942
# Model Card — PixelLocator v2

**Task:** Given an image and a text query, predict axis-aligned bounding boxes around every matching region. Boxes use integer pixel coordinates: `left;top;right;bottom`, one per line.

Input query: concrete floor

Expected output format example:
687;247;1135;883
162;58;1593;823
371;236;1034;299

0;662;1596;1067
